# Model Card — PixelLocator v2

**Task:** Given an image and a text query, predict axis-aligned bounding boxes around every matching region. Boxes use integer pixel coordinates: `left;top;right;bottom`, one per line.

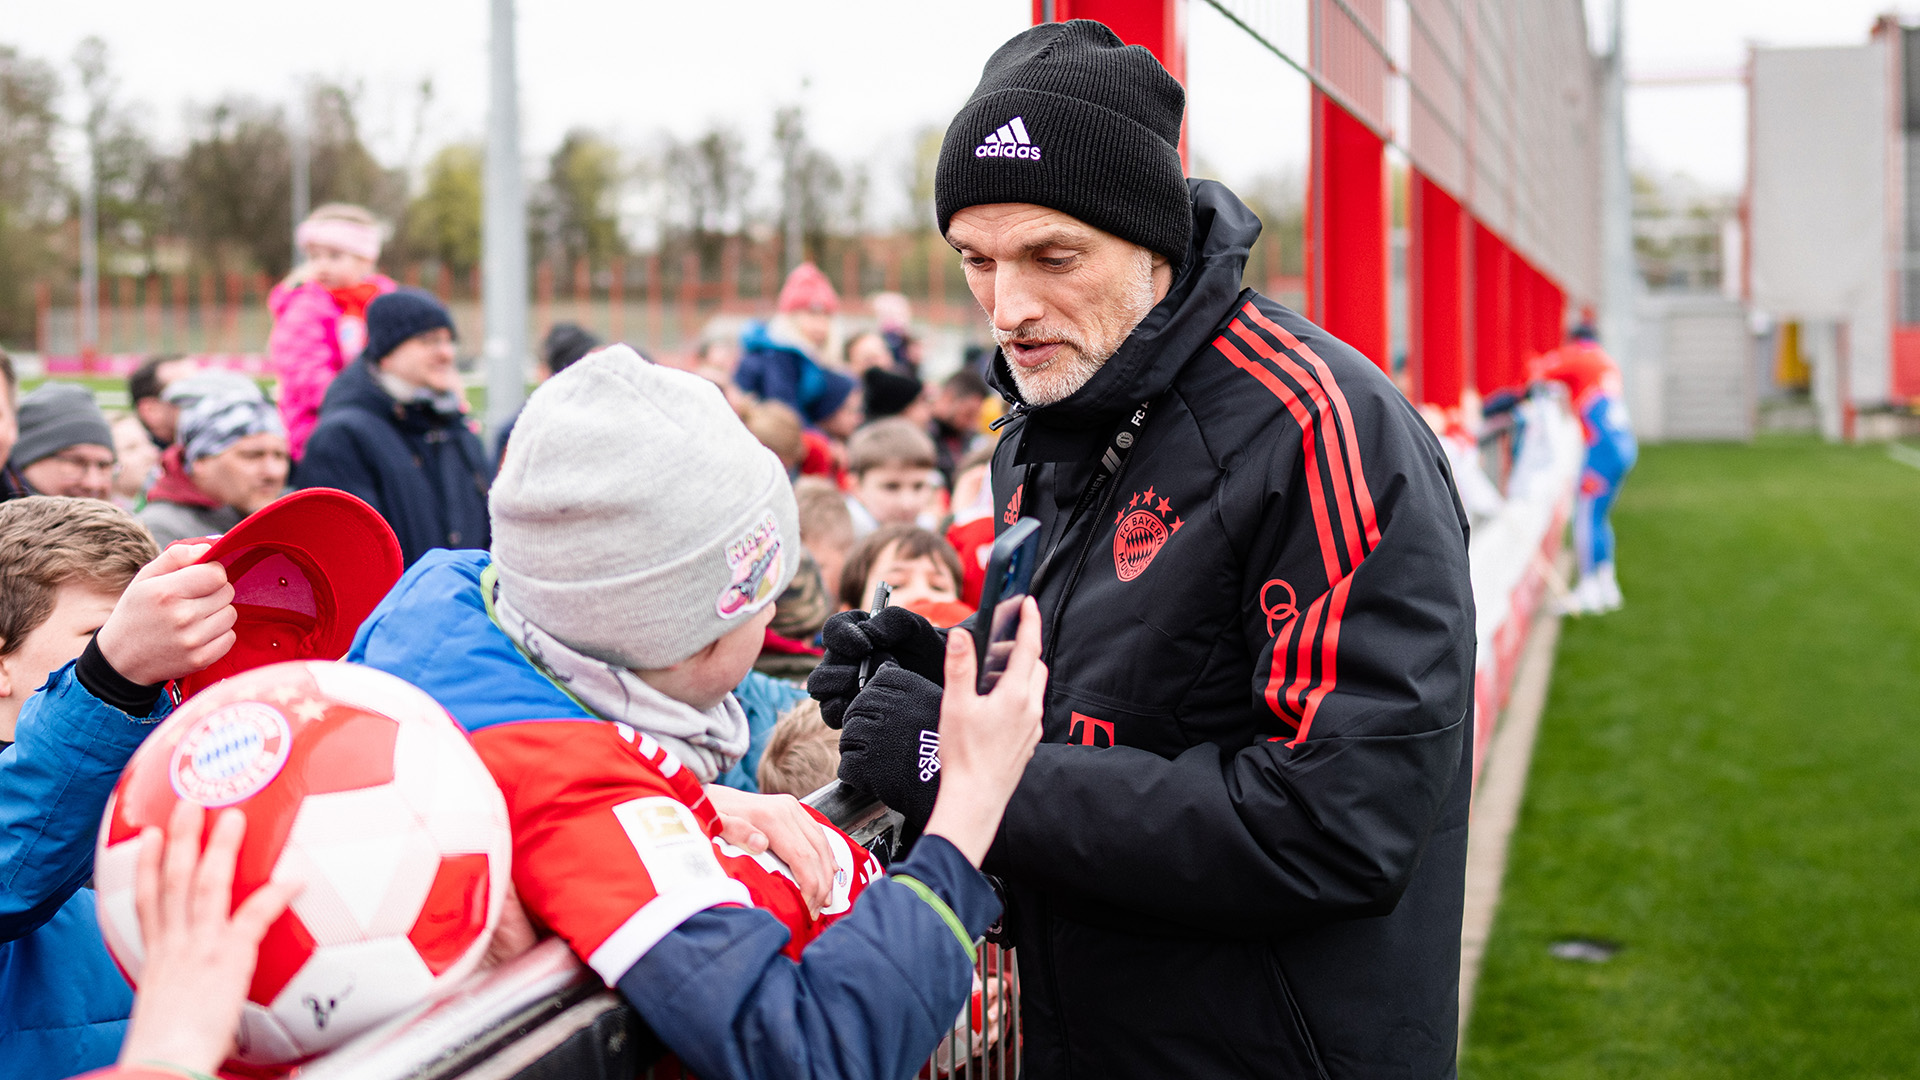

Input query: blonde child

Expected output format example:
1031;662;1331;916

267;204;396;460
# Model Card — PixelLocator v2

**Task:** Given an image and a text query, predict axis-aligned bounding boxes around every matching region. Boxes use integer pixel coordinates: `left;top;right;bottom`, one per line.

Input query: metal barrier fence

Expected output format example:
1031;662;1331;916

300;781;1021;1080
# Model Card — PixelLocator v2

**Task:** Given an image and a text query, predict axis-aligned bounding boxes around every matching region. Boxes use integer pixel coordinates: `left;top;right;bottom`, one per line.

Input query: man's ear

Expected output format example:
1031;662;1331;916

0;649;15;700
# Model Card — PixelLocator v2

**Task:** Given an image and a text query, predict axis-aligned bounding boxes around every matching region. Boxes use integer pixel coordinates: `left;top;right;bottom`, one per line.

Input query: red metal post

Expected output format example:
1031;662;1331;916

1471;220;1508;394
34;282;50;356
1410;173;1466;407
841;245;861;311
535;261;554;340
1309;92;1389;371
1034;0;1188;169
646;254;662;350
610;257;626;344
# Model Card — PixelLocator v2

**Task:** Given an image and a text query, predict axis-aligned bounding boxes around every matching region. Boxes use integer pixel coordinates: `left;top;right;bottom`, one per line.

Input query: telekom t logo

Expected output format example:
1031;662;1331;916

1069;712;1114;748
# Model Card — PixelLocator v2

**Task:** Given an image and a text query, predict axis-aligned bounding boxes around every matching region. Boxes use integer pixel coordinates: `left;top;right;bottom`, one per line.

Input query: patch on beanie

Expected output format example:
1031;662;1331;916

974;115;1042;160
716;511;786;619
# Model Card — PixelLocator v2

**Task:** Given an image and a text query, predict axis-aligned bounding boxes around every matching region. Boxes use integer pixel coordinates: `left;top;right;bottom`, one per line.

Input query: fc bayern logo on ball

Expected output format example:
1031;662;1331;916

170;702;294;806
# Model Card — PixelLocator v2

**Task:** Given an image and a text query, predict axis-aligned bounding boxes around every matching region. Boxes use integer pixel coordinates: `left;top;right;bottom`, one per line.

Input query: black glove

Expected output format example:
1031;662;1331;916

836;662;943;838
807;606;948;729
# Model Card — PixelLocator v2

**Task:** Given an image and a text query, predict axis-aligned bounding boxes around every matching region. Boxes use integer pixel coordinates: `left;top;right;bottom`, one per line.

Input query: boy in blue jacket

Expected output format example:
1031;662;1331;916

350;346;1045;1080
0;496;238;1080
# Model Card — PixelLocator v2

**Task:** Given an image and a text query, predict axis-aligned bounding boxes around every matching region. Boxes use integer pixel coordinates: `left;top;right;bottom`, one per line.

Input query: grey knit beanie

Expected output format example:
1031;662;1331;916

9;383;113;470
489;344;800;670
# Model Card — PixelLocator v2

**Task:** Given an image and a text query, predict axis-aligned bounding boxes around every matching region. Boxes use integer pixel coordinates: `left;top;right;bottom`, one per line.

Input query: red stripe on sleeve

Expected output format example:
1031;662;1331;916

1241;304;1383;552
1230;319;1366;571
1216;333;1343;585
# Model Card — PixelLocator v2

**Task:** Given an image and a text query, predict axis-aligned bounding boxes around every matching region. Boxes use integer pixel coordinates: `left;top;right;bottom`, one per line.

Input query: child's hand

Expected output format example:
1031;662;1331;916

94;543;236;687
117;802;301;1075
705;784;838;913
922;597;1046;867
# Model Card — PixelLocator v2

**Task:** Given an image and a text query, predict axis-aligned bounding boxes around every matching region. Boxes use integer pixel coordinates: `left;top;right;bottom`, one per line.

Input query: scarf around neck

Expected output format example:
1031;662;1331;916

485;569;749;783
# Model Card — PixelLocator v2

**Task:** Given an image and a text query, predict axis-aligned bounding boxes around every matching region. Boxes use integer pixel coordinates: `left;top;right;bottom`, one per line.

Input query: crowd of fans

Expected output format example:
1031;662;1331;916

0;204;1017;1079
1;199;1003;809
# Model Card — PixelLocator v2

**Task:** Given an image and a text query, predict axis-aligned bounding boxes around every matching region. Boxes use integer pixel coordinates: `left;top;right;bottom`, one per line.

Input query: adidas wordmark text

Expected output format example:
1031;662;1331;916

976;116;1041;160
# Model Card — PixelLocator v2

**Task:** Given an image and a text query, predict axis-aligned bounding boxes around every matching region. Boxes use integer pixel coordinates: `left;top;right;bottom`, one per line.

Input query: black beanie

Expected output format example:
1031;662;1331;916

935;20;1191;266
861;367;924;421
361;288;456;366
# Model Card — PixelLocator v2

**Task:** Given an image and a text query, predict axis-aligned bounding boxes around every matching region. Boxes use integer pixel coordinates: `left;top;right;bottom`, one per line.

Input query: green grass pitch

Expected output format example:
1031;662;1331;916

1463;438;1920;1078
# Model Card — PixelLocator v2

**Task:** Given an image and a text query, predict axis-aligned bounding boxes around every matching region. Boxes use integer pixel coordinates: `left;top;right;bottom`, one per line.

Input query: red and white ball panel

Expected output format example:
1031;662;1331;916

95;660;511;1064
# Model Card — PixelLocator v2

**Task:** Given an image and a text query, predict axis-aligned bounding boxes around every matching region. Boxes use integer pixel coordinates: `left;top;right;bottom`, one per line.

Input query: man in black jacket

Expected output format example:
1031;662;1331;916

816;20;1476;1079
295;289;492;565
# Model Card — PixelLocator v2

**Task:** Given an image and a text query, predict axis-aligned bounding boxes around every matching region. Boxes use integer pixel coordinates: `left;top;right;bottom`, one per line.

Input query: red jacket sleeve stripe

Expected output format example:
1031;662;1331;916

1241;304;1383;552
1229;320;1369;573
1214;333;1344;585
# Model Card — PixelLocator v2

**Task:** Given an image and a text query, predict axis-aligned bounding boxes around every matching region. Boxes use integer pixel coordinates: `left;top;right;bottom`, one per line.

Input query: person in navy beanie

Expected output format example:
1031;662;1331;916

295;288;493;565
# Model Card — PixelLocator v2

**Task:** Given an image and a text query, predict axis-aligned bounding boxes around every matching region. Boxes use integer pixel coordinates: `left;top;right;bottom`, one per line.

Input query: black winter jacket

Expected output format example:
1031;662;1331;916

981;181;1475;1079
294;358;493;566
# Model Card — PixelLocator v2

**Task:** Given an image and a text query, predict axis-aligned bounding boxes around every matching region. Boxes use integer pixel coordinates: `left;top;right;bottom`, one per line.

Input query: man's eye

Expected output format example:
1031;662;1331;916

963;256;992;269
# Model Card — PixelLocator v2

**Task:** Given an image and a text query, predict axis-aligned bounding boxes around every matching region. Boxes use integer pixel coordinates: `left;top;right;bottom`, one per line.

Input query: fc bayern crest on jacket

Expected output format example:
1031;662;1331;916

1113;486;1182;582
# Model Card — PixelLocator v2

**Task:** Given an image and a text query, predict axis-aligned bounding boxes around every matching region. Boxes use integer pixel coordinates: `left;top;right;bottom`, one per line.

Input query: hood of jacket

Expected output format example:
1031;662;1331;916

145;444;222;509
988;178;1261;434
319;354;469;435
346;549;592;733
741;315;822;363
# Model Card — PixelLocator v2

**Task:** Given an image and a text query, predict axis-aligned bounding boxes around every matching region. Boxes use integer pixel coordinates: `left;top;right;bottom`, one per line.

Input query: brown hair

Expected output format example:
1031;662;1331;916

845;417;936;477
0;497;157;656
837;523;964;611
794;476;854;554
742;400;805;472
756;699;841;797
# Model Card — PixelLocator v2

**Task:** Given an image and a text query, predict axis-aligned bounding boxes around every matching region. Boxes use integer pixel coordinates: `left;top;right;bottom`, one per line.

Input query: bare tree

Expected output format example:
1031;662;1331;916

0;44;65;343
664;124;754;273
771;104;843;270
533;128;625;272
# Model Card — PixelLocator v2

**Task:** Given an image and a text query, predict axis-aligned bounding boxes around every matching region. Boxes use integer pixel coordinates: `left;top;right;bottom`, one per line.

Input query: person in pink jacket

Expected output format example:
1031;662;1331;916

267;204;396;461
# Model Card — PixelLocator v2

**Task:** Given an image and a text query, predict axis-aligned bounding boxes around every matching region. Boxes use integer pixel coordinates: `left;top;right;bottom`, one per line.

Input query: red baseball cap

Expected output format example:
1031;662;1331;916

170;488;404;698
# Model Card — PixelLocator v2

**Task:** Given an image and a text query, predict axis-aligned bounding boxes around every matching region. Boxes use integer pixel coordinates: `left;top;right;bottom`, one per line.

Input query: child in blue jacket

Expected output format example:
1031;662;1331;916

0;496;238;1080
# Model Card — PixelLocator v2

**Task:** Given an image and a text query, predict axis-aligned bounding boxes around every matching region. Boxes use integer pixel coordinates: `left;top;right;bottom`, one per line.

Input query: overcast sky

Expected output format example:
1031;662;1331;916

4;0;1912;215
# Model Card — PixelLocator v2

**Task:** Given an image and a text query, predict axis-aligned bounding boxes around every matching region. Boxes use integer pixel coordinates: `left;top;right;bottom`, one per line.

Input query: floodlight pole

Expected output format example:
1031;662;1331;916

1598;0;1637;402
484;0;530;436
78;149;98;360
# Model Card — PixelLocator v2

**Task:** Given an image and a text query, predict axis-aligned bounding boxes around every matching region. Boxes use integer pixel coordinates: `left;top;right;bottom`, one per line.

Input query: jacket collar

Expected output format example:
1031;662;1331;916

989;179;1263;457
321;357;467;432
145;445;223;509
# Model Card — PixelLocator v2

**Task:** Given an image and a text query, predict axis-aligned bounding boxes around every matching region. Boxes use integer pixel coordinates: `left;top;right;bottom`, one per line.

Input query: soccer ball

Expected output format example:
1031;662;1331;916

94;661;512;1066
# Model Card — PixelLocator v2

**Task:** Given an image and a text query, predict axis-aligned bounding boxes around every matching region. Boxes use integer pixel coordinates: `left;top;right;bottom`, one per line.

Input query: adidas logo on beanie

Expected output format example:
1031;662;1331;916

975;116;1041;160
937;20;1192;266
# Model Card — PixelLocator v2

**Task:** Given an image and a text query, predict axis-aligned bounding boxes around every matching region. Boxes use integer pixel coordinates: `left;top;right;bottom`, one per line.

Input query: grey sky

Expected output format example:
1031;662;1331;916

4;0;1909;217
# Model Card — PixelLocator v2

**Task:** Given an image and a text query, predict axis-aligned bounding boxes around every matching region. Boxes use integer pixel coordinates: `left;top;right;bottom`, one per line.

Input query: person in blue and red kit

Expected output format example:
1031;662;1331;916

1533;321;1638;615
810;20;1478;1080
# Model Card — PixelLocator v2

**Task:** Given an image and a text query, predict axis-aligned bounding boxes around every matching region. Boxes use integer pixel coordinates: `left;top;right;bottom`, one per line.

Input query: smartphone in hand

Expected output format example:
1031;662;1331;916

972;518;1042;695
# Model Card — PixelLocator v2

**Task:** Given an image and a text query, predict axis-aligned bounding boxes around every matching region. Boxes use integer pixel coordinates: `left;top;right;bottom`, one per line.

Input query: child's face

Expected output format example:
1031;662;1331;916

854;464;935;526
637;602;777;712
304;244;377;290
865;543;958;611
0;582;120;741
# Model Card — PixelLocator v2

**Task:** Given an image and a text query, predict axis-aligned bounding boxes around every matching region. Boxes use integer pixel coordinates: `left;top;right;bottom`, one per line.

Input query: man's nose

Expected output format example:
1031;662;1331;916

991;267;1047;332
